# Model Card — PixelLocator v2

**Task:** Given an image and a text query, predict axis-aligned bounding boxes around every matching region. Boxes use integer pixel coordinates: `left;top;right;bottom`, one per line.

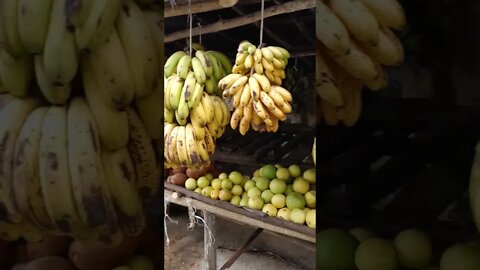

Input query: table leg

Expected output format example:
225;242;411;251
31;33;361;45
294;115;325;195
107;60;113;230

204;211;216;270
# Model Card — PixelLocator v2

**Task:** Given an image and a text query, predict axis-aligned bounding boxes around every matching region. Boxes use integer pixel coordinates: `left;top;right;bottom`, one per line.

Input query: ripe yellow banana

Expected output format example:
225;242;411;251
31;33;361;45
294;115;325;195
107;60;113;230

165;51;187;78
191;57;207;83
359;27;403;66
164;107;175;123
102;148;145;237
365;63;388;91
219;73;242;91
187;82;204;109
329;0;380;46
74;0;108;50
176;55;192;80
267;46;284;60
43;0;79;86
116;0;158;98
164;76;173;109
270;85;292;102
218;98;230;127
142;10;163;67
40;106;85;235
82;59;129;150
232;84;243;108
261;48;274;62
164;123;176;143
230;105;243;130
67;97;112;228
176;72;194;125
185;124;201;165
211;96;224;126
190;100;207;126
34;55;71;105
176;126;189;166
360;0;406;30
196;139;209;163
168;74;184;110
0;50;33;98
166;126;180;164
254;62;264;74
191;118;206;140
207;120;219;138
0;97;39;224
315;49;343;106
13;107;52;230
244;54;254;69
126;108;160;197
239;115;251;135
316;1;351;55
135;79;163;140
201;92;215;123
240;83;251;107
204;128;216;155
252;74;271;93
195;50;213;78
89;27;135;110
382;27;404;65
261;58;274;72
260;91;285;119
248;77;261;102
87;0;121;49
328;43;377;82
17;0;53;54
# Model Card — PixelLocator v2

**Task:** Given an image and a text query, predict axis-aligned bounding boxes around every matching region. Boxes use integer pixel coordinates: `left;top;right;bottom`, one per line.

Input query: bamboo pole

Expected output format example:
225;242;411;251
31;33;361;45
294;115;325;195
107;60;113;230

165;0;239;18
165;0;315;43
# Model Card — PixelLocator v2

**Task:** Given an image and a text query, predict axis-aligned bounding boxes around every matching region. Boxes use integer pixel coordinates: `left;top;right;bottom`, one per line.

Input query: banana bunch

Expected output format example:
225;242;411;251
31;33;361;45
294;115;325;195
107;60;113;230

164;121;215;170
316;0;405;126
0;95;158;246
163;48;231;168
220;41;293;135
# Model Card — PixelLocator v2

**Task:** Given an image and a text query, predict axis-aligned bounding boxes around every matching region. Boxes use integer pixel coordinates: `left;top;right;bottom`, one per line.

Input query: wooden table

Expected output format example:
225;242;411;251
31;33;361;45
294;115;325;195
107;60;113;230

164;183;315;270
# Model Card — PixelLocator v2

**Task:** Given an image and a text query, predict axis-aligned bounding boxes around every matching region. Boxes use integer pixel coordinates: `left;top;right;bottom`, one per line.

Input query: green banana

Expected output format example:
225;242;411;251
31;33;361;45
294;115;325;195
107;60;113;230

74;0;108;50
168;74;184;110
195;50;213;78
87;0;121;49
207;50;232;74
34;55;71;104
191;57;206;83
187;82;204;109
205;76;217;95
17;0;54;53
164;108;174;123
176;72;194;125
165;51;186;78
0;50;33;98
176;55;192;80
1;0;26;56
206;52;222;80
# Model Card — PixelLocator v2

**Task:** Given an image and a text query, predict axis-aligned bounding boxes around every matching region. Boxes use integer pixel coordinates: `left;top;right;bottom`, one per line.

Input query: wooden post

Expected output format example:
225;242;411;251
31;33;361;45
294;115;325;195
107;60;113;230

204;211;217;270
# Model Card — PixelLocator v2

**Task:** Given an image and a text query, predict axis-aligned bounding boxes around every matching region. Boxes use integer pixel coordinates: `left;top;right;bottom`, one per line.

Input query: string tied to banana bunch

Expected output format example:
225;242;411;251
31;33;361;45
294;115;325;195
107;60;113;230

218;0;294;135
163;0;233;170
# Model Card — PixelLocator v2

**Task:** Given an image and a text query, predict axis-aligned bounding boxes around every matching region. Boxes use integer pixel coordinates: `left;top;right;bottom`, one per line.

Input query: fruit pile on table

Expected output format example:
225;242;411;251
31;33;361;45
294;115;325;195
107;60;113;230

168;164;316;229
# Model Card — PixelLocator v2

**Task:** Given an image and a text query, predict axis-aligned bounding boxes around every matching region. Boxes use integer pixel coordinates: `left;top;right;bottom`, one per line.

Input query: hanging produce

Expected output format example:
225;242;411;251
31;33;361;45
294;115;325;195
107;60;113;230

220;41;293;135
315;0;406;126
163;48;232;169
0;0;163;250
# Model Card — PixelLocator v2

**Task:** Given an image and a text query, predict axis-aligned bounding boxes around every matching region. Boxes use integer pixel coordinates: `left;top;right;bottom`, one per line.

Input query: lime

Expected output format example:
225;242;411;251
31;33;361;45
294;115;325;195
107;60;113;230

271;194;286;209
254;176;270;191
277;208;291;221
229;171;243;185
304;191;316;209
261;190;274;203
230;195;241;205
285;184;294;196
349;228;375;243
231;185;243;196
288;165;301;178
219;189;232;201
290;208;306;224
185;178;197;190
211;178;221;190
221;179;233;190
440;243;480;270
248;196;264;210
303;169;316;184
270;179;287;194
306;209;315;228
317;229;359;270
293;177;310;194
260;165;277;180
276;168;290;181
394;229;432;269
262;204;277;217
286;192;305;210
247;187;261;198
356;238;398;270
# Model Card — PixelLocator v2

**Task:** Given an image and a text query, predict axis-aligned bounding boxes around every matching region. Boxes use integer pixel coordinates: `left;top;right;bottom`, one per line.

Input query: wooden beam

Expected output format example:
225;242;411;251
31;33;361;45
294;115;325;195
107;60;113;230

165;0;239;18
219;228;263;270
204;211;217;270
165;0;316;43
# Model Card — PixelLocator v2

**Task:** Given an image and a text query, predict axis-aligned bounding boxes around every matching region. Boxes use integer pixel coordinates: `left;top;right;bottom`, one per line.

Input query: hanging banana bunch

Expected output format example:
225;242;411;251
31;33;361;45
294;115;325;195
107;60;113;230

163;47;232;169
316;0;405;126
220;40;293;135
